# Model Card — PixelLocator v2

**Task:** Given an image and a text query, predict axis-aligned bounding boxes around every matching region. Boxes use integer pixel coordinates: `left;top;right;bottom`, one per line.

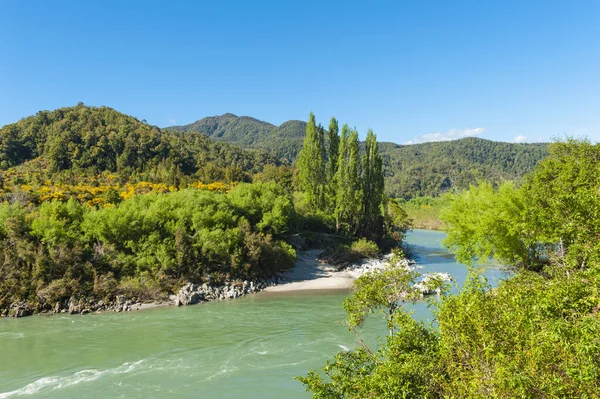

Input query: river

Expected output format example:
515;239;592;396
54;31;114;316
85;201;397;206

0;230;503;398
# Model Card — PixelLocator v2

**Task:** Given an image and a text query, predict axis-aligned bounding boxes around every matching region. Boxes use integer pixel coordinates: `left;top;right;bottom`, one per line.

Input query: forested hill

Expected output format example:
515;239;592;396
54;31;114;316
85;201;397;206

380;137;549;198
167;114;549;198
0;104;279;185
166;114;307;161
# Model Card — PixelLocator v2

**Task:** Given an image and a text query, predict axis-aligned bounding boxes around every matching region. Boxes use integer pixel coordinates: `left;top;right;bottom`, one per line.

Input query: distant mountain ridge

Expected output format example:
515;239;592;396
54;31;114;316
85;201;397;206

165;114;550;198
167;114;306;161
169;113;306;161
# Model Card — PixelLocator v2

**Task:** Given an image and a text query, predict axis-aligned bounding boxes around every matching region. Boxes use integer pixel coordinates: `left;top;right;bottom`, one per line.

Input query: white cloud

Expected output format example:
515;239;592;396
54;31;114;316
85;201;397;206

512;135;527;143
405;128;484;144
168;119;177;125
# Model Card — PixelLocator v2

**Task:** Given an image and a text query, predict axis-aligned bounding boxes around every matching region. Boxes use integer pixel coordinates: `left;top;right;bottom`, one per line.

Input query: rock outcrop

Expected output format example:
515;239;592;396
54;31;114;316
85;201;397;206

175;277;283;307
414;273;453;295
7;301;32;318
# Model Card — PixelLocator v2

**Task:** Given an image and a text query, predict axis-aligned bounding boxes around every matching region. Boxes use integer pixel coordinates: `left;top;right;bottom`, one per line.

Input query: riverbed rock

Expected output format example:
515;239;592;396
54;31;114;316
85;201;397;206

68;298;83;314
414;273;453;295
9;301;32;318
177;283;204;306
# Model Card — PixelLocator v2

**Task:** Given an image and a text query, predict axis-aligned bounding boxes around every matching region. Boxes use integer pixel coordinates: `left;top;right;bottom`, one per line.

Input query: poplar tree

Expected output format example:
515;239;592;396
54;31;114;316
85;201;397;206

360;130;384;237
347;129;363;234
334;125;362;235
297;113;326;211
325;117;340;213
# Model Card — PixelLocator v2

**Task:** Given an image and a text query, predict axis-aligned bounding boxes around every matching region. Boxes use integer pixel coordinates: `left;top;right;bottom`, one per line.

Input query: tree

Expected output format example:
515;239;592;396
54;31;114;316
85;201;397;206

360;129;384;237
325;118;339;213
334;126;362;235
441;181;542;271
441;139;600;272
297;113;326;212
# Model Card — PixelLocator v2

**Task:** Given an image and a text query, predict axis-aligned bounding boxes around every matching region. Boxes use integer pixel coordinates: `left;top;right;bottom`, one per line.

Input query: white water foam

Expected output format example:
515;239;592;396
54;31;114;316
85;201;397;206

0;360;144;398
0;332;24;339
337;344;350;352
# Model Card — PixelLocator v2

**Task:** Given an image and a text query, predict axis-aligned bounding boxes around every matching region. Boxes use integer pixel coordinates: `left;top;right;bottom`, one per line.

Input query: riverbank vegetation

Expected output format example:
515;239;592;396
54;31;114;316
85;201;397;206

396;196;448;230
300;139;600;398
0;183;296;311
0;105;405;315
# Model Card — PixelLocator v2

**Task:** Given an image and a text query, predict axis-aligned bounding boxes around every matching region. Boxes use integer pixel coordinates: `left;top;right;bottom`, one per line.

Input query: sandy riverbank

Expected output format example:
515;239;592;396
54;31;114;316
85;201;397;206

264;250;357;292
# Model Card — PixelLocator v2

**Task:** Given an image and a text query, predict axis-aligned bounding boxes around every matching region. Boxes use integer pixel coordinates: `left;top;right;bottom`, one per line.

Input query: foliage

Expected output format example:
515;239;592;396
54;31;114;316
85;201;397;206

441;181;539;270
297;113;327;212
300;262;600;398
381;137;549;199
300;139;600;398
334;125;363;235
296;115;387;240
397;196;448;230
0;104;279;190
359;130;385;237
442;139;600;272
325;118;340;213
350;239;380;259
166;113;306;161
252;165;295;193
383;197;412;239
0;182;296;311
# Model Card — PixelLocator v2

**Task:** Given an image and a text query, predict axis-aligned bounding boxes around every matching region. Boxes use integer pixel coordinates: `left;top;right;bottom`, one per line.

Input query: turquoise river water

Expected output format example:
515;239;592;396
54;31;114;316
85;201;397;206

0;230;503;398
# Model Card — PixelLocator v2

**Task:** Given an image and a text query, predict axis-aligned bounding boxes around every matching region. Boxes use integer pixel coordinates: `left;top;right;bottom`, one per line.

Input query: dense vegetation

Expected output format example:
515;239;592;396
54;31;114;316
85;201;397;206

0;104;279;193
168;113;549;198
0;106;402;314
295;114;402;240
300;140;600;398
0;183;296;311
380;137;548;199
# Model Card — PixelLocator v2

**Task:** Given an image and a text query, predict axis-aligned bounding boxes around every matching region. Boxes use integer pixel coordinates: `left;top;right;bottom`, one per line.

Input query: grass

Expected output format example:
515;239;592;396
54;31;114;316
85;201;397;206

399;196;448;230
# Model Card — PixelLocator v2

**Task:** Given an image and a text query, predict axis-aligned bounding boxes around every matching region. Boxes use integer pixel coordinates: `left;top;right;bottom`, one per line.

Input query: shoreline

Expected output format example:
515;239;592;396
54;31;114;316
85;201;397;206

264;249;355;292
2;249;419;319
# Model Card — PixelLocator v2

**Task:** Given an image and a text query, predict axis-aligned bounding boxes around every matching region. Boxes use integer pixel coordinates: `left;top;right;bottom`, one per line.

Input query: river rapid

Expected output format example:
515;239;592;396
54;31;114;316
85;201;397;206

0;230;503;398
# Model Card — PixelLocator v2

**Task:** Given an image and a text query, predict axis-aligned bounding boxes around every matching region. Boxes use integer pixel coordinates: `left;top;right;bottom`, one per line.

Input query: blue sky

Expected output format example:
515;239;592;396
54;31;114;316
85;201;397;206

1;0;599;144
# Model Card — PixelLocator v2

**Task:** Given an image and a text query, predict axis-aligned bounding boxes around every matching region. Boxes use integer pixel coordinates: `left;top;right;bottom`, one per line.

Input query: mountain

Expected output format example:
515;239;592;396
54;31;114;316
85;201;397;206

0;104;279;186
166;114;549;199
166;114;306;161
379;138;548;198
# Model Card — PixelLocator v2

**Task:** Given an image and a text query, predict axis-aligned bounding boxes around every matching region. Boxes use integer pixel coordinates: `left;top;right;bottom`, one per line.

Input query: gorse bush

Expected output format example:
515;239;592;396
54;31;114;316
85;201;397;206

0;182;296;310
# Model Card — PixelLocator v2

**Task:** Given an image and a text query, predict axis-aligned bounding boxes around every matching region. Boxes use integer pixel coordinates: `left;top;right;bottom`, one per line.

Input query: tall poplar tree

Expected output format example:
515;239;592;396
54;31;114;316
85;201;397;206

334;125;362;235
325;117;340;213
347;128;363;234
297;113;326;211
360;130;384;237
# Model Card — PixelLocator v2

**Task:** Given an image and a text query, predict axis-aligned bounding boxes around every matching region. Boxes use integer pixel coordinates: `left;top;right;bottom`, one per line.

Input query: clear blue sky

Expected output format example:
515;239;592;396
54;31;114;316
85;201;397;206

1;0;599;144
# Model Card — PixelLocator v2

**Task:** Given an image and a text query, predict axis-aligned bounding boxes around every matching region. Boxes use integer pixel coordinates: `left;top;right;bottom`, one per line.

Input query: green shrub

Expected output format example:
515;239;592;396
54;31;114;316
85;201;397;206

116;276;165;301
351;238;379;258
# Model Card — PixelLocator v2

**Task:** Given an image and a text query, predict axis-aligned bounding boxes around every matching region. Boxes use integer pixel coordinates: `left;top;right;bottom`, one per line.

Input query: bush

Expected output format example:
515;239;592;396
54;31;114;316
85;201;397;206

351;238;379;258
321;239;380;266
116;276;165;301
